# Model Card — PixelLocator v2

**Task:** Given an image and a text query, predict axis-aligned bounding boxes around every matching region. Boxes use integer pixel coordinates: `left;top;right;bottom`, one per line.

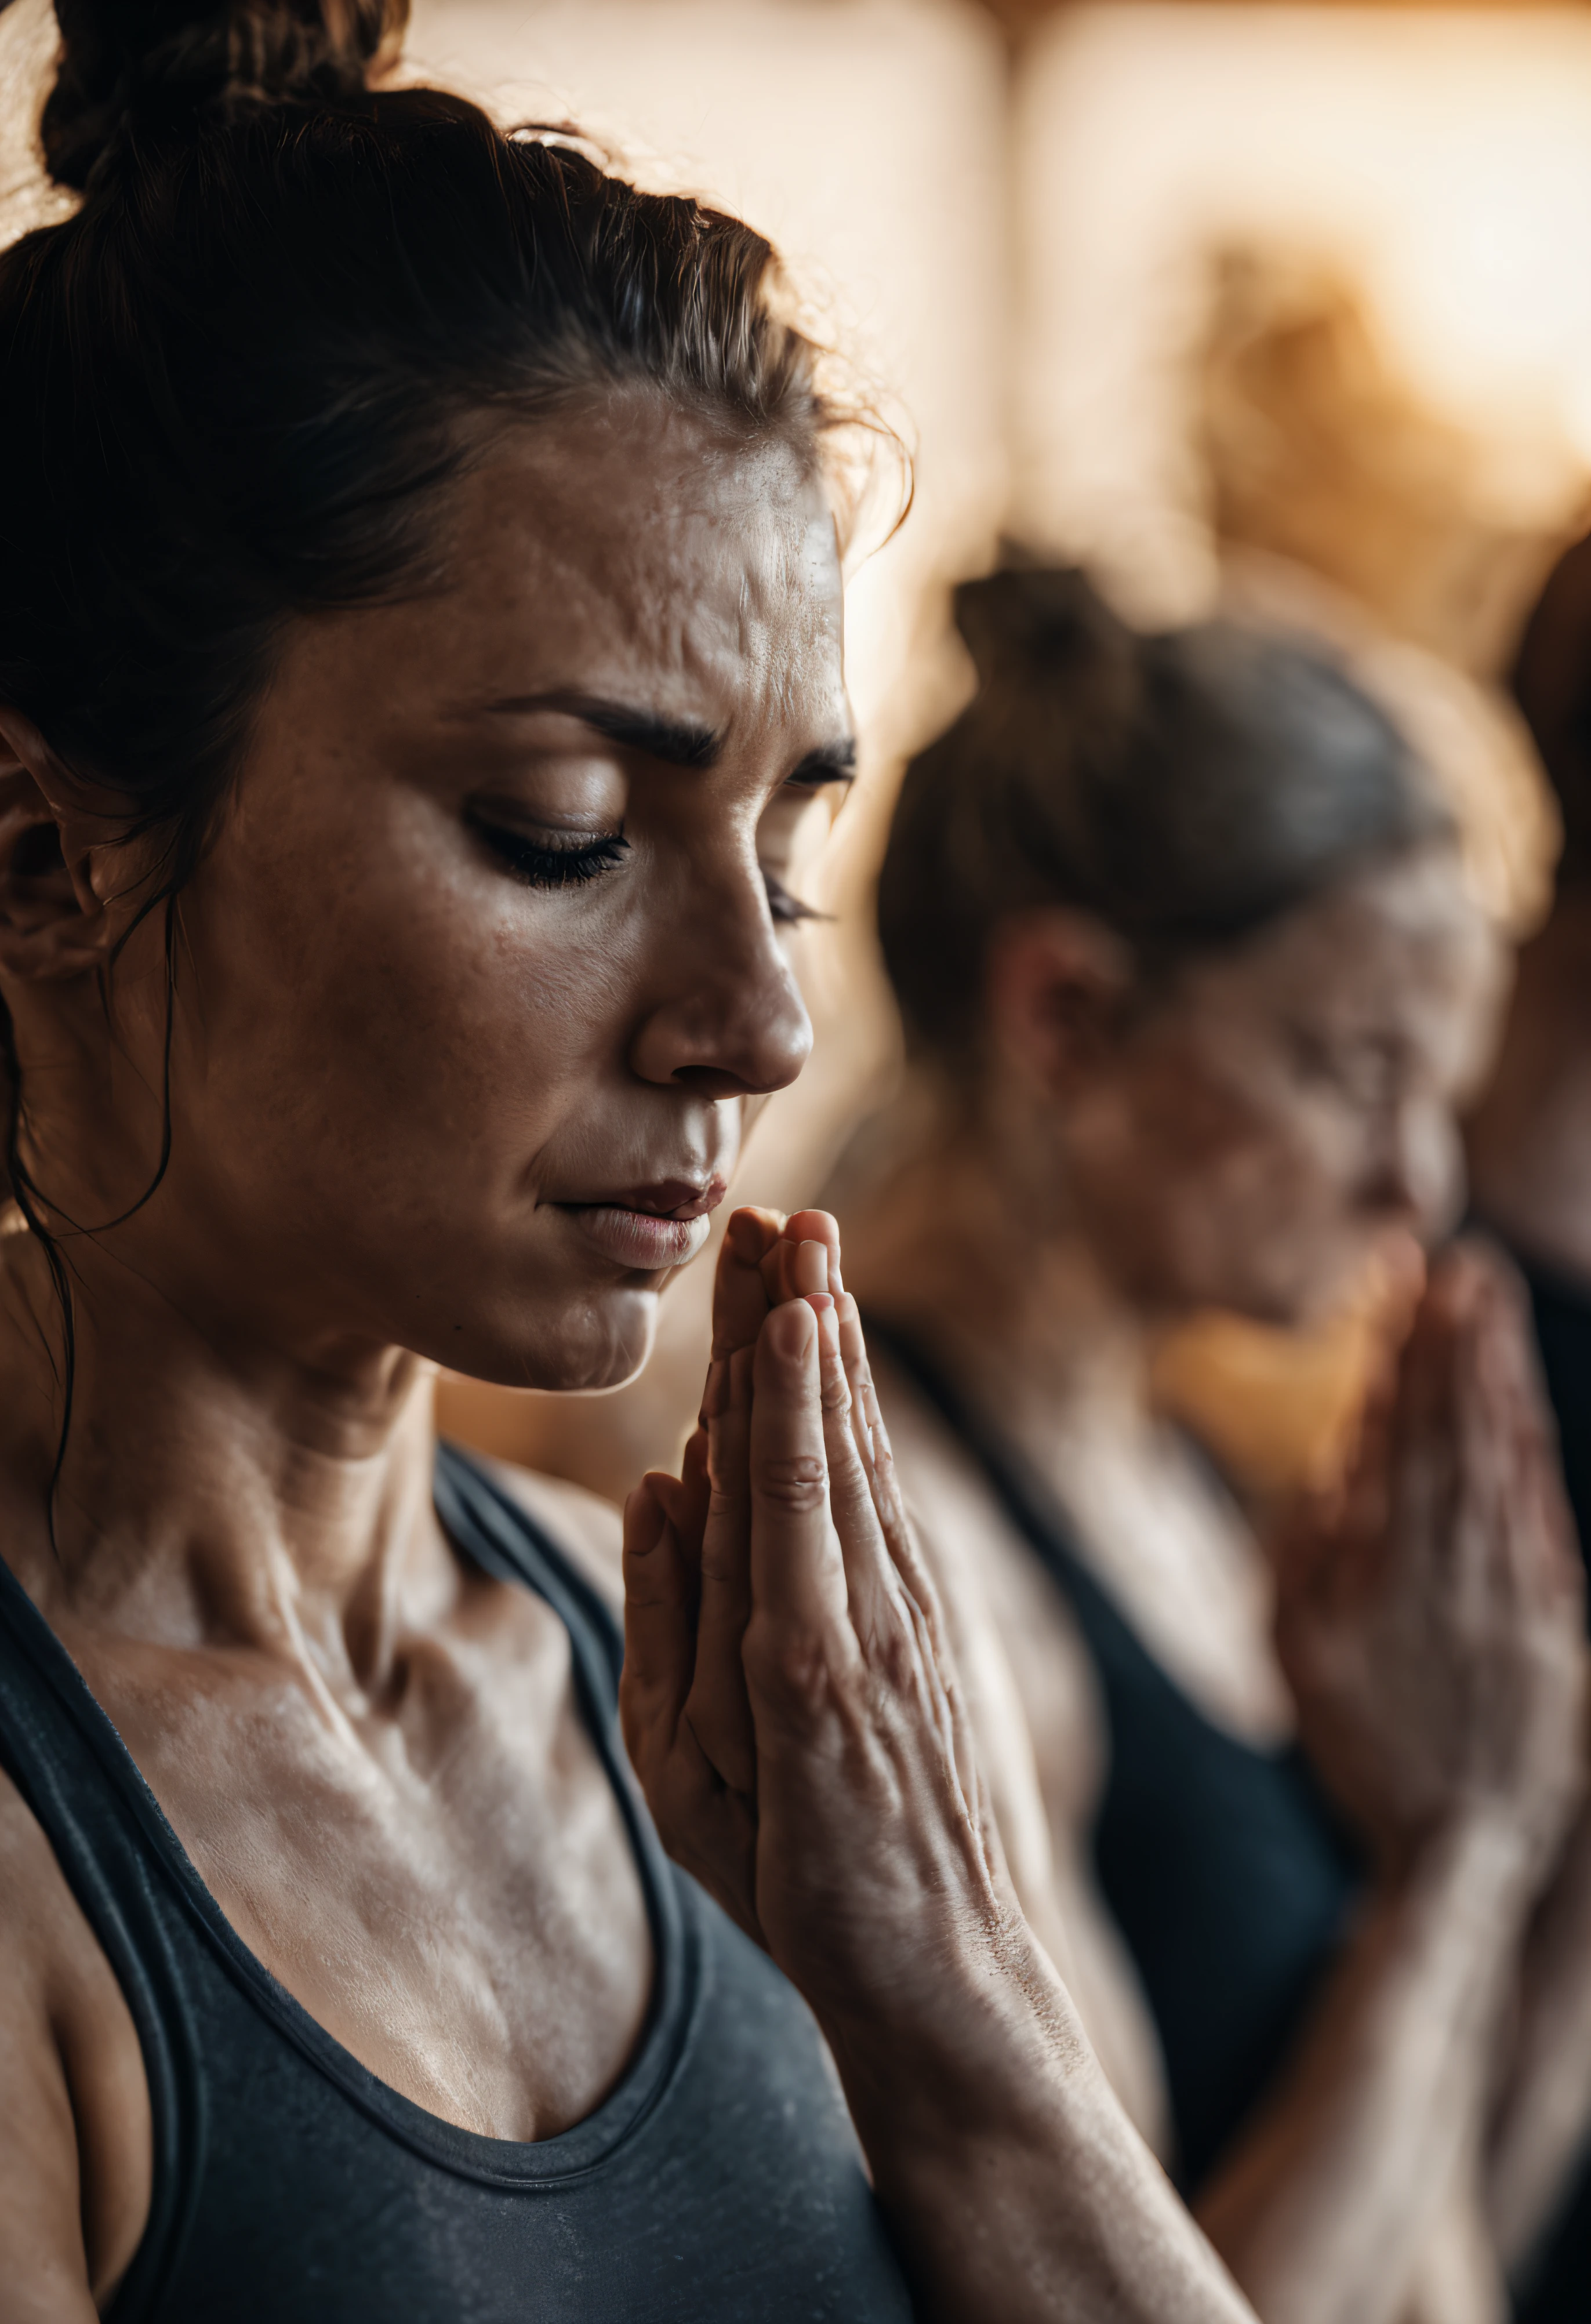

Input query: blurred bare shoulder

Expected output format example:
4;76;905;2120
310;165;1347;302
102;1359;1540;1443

469;1455;625;1616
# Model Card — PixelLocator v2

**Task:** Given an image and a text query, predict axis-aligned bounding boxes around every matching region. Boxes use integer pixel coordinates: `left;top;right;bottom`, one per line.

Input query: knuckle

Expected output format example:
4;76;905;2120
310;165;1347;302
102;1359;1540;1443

743;1617;833;1711
754;1454;828;1515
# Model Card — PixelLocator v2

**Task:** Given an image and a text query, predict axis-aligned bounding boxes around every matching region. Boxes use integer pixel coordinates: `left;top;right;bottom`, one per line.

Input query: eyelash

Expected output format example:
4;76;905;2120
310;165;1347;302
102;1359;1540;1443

765;872;822;926
473;819;631;889
471;778;831;921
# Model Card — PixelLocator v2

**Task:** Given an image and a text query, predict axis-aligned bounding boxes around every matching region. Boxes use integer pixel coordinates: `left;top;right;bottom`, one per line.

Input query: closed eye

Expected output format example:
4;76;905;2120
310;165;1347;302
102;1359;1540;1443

470;814;630;890
764;868;826;926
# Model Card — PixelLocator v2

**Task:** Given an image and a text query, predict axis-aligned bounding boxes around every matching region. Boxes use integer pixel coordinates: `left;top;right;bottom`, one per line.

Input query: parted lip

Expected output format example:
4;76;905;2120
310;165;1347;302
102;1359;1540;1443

558;1175;728;1221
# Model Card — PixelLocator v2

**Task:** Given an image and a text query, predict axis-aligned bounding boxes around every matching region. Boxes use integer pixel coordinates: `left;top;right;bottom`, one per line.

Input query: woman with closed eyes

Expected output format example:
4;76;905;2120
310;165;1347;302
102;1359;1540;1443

840;565;1590;2324
0;4;1258;2320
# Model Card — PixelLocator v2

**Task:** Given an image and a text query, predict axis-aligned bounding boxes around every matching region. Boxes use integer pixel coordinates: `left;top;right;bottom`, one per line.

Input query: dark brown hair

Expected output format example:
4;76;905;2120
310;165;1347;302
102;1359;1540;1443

0;0;840;1214
878;566;1450;1064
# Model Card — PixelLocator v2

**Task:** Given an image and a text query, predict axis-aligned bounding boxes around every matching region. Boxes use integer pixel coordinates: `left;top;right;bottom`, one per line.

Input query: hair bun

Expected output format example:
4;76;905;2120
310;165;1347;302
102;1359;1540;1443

951;562;1134;697
43;0;409;191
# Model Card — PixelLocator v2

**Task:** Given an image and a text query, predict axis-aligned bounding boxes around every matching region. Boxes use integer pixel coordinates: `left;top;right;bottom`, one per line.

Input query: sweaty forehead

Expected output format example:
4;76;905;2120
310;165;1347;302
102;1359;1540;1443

1194;846;1498;1033
420;397;845;732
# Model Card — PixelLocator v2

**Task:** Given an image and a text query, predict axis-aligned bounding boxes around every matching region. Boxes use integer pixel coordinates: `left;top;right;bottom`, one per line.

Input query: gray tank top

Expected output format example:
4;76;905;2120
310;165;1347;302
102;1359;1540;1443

0;1443;916;2322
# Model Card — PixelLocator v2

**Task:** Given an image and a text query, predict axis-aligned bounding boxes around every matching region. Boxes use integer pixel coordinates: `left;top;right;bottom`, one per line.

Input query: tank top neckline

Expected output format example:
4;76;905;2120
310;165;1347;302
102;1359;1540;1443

0;1440;691;2191
860;1308;1294;1766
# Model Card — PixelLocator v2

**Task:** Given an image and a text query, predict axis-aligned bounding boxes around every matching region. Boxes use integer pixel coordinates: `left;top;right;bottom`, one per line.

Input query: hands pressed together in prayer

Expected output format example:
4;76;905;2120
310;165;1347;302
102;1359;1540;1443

1194;1241;1591;2324
620;1208;1008;2031
1277;1240;1586;1889
621;1207;1258;2324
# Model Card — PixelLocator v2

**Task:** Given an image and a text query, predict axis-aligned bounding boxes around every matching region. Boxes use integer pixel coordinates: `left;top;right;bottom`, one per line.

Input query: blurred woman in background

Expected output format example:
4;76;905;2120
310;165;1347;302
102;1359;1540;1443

840;567;1590;2324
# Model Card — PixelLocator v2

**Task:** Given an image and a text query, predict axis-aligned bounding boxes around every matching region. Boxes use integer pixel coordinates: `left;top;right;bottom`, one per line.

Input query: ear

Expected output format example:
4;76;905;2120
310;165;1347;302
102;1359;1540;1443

0;707;112;983
984;908;1136;1095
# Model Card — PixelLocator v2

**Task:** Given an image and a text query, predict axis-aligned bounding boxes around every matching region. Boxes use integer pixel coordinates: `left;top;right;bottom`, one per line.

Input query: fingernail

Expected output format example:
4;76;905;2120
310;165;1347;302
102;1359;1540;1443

728;1210;766;1261
793;1239;829;1297
624;1488;667;1556
767;1298;816;1363
813;1300;841;1357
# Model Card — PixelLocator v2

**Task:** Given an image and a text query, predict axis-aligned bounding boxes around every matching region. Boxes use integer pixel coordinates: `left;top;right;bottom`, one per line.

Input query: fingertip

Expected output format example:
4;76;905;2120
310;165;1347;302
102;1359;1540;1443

624;1476;668;1557
784;1209;844;1292
727;1206;781;1263
762;1295;818;1362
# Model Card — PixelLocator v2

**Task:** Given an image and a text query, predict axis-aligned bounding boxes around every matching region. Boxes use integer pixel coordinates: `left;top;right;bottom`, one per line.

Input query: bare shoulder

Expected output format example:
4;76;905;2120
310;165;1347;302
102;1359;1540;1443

0;1762;150;2315
470;1455;625;1617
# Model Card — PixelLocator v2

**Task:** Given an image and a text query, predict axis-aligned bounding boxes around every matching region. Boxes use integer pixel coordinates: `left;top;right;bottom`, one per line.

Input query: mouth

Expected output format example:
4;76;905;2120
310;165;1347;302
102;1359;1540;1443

554;1175;728;1274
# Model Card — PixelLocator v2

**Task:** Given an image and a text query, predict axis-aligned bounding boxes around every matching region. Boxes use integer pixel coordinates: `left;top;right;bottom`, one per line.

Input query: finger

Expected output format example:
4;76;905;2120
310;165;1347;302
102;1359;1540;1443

653;1427;711;1552
1330;1360;1397;1606
710;1206;786;1365
826;1295;974;1801
760;1209;844;1309
620;1479;696;1763
749;1298;854;1648
833;1294;938;1608
688;1345;759;1795
809;1294;905;1646
1387;1254;1468;1583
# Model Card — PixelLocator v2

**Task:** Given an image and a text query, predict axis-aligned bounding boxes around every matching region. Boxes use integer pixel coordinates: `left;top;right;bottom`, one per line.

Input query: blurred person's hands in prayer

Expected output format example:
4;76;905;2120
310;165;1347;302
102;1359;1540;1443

1274;1239;1588;1886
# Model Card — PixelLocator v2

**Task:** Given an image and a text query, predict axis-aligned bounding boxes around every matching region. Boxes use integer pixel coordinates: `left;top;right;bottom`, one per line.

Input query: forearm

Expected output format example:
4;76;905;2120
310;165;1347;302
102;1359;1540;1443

1488;1792;1591;2271
824;1927;1255;2324
1196;1818;1535;2324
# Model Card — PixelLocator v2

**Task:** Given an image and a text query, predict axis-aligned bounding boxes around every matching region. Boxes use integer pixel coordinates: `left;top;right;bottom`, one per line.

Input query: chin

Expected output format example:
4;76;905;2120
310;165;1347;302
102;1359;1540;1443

433;1281;662;1395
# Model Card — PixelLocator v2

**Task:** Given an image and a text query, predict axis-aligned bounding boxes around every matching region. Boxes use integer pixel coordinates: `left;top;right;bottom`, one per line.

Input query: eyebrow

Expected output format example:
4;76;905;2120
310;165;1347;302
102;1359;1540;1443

482;689;722;768
482;688;855;785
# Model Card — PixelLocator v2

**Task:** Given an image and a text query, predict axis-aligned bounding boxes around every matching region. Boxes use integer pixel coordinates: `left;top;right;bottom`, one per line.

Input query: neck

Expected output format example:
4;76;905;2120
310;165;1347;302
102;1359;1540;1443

0;1224;447;1687
842;1094;1153;1440
1466;886;1591;1288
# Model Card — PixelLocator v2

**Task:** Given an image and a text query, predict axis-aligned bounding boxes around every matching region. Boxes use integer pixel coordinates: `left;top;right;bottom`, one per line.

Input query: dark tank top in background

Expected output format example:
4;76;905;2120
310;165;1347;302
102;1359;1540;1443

0;1444;915;2324
863;1317;1360;2196
1484;1237;1591;2324
1513;1244;1591;1593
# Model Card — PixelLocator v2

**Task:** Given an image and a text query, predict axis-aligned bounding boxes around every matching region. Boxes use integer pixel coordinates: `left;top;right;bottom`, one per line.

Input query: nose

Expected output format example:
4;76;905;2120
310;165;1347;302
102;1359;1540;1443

1359;1096;1463;1244
628;849;813;1101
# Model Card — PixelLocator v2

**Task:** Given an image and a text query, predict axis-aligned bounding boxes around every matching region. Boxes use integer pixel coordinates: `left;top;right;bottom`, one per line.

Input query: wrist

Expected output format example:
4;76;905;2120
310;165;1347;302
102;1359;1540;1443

814;1912;1096;2162
1376;1803;1545;1920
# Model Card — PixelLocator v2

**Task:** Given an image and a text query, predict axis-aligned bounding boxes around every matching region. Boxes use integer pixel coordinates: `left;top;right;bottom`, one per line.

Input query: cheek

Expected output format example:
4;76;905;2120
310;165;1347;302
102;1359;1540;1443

176;831;630;1222
1079;1059;1358;1310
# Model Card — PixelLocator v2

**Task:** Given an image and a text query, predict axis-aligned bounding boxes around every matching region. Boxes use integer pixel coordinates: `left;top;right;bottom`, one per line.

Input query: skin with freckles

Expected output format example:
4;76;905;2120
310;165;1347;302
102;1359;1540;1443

0;391;852;2313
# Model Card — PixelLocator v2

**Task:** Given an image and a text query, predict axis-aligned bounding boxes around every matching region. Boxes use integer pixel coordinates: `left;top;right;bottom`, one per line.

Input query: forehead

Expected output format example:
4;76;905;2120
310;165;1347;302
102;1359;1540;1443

416;394;847;735
1187;846;1502;1040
